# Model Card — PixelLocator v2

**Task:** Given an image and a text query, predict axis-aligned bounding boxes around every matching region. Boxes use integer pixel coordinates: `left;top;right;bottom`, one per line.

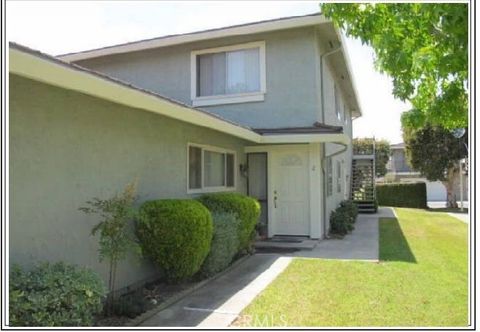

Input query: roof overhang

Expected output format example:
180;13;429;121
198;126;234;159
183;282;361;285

58;13;328;62
9;43;350;146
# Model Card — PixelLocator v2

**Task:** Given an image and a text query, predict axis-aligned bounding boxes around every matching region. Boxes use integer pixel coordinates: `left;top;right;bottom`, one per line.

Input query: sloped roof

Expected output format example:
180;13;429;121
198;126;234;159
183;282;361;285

10;42;350;145
58;13;326;61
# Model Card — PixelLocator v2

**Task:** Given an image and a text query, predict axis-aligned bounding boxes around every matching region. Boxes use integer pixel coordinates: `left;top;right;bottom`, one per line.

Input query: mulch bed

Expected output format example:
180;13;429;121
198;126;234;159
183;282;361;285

94;279;196;326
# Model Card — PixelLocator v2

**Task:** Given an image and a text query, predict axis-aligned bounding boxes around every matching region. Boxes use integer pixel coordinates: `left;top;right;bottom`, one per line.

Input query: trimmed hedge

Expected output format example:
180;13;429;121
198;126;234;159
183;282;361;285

199;211;240;278
9;262;105;327
376;182;427;208
136;199;213;282
198;193;260;252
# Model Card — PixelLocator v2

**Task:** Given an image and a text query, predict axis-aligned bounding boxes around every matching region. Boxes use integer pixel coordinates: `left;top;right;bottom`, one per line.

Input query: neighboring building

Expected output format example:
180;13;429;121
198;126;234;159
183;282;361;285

384;143;468;202
9;13;362;289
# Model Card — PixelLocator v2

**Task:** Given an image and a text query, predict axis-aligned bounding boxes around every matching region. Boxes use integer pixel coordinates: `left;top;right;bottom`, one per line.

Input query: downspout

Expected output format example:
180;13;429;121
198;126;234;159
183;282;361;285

319;45;342;239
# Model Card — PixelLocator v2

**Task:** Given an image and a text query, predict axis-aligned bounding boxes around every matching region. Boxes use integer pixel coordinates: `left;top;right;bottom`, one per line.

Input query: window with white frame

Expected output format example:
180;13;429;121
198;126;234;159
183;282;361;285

334;84;341;121
326;157;333;196
188;144;235;192
336;160;342;193
191;42;266;106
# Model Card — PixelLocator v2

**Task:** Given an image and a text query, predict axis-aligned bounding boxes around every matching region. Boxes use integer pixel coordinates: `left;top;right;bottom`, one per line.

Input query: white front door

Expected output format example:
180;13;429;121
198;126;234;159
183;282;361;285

271;148;310;236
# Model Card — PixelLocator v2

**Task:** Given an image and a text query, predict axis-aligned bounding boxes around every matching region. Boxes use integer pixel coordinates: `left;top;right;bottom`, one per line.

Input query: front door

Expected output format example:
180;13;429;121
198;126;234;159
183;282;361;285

271;147;310;236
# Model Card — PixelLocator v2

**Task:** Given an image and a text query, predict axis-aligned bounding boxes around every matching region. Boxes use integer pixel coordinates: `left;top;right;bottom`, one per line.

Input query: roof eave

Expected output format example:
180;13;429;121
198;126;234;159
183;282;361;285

57;14;328;62
9;45;262;143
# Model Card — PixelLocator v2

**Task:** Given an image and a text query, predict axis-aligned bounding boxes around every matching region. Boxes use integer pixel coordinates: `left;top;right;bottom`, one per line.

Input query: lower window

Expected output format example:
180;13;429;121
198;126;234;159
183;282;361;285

188;144;236;192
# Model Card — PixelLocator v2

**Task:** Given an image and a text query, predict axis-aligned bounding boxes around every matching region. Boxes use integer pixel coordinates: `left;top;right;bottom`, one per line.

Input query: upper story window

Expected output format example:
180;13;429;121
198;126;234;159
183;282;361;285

191;41;266;107
334;84;341;121
188;143;236;193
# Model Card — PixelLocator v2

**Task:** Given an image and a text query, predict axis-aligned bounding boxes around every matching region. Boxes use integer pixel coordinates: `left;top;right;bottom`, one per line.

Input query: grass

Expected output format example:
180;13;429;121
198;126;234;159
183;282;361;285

236;208;468;327
428;207;469;214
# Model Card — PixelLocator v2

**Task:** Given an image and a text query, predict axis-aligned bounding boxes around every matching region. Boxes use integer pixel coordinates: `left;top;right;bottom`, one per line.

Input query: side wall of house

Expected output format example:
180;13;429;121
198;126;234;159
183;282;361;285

9;74;249;289
75;27;321;129
321;57;354;234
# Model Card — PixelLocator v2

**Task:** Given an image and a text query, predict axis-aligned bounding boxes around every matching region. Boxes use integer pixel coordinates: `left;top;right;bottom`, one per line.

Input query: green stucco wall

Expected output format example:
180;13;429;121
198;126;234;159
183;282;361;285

76;26;320;129
9;74;249;289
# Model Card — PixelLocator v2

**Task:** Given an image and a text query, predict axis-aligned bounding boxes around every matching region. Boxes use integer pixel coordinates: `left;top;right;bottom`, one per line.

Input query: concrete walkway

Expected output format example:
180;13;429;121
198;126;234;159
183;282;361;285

140;254;291;327
284;207;394;261
448;212;469;223
140;207;392;327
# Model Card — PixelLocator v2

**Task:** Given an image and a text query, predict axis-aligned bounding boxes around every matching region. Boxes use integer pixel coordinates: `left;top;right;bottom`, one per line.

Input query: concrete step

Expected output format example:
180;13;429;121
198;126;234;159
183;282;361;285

254;238;318;251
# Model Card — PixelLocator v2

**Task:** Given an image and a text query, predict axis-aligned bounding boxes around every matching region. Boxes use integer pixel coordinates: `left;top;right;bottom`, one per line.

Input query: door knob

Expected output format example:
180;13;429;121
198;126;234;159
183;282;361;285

274;190;278;208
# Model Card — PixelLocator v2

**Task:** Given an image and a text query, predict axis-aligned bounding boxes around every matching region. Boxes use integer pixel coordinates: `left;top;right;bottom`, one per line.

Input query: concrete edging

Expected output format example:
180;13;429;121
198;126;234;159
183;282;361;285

126;254;252;327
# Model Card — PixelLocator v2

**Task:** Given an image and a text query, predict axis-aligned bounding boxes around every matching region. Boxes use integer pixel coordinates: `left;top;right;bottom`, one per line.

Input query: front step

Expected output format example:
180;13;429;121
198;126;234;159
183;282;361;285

254;238;318;251
353;200;377;214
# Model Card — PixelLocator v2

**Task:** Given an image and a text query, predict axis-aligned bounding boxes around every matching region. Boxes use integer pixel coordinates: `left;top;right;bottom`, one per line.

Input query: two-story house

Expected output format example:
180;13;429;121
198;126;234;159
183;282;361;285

9;13;362;289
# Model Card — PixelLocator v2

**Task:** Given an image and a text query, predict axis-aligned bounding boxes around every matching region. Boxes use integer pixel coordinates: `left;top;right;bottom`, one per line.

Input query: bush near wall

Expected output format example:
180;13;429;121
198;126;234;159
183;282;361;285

376;182;427;208
329;200;359;236
199;211;240;278
9;262;105;327
198;193;260;253
136;199;213;282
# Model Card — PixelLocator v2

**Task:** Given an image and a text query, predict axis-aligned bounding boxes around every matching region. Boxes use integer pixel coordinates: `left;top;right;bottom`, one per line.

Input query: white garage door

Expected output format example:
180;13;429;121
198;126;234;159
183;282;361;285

426;181;446;201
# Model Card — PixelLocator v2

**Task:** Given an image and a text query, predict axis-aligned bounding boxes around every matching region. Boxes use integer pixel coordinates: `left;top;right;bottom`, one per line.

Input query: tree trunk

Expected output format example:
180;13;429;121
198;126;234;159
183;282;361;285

443;166;459;208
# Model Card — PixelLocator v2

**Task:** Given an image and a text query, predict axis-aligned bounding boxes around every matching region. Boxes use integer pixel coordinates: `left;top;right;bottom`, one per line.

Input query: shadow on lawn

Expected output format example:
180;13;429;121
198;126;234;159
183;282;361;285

380;217;417;263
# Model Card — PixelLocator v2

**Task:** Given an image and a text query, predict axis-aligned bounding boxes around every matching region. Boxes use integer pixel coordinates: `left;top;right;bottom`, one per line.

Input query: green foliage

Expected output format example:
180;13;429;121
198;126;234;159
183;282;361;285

402;124;467;207
136;199;213;282
199;212;240;278
376;182;427;208
322;3;468;129
79;181;139;314
113;290;152;319
403;124;467;182
198;193;260;252
9;262;105;327
329;200;358;236
353;138;391;177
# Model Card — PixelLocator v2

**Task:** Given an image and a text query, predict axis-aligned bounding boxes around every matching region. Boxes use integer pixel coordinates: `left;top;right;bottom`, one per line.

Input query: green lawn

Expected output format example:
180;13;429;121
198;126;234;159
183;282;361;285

236;208;468;327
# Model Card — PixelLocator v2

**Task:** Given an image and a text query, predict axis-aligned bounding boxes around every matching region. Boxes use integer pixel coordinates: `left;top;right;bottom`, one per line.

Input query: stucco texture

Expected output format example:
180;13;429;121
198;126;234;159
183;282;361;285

9;74;249;289
76;27;320;129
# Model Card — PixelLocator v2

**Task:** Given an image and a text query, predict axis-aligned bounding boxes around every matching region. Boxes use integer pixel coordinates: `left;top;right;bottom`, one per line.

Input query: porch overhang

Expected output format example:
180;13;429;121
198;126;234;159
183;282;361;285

250;124;350;146
259;133;350;145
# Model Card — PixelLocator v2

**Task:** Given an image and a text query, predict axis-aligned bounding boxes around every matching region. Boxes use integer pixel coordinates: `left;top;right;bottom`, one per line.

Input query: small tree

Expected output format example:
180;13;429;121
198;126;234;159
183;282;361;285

353;138;391;177
403;124;467;207
79;180;140;315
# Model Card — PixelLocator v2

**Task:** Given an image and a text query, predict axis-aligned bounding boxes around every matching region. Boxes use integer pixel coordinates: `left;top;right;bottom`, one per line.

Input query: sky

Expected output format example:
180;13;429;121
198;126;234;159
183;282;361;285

6;1;410;143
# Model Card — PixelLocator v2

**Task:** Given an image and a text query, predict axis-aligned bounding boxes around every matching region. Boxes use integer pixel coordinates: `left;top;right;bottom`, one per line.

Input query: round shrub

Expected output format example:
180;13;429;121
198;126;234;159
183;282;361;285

329;209;351;236
9;262;105;327
198;193;260;252
330;200;358;237
136;199;213;282
199;211;240;278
